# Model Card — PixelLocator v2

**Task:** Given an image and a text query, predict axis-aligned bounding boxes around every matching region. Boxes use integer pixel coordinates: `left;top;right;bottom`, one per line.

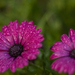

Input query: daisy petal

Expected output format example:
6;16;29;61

0;54;11;72
67;58;74;75
69;28;75;39
25;34;44;46
24;29;42;46
0;32;11;47
2;25;14;45
0;52;10;59
62;58;72;73
10;60;16;73
61;34;73;49
21;24;32;45
28;21;33;25
51;57;70;70
50;42;71;51
70;35;75;48
27;49;40;55
16;56;23;68
27;29;42;40
50;51;69;59
21;25;36;45
1;58;14;73
8;20;19;44
19;20;27;44
22;51;36;60
0;41;9;50
22;58;28;66
24;43;42;50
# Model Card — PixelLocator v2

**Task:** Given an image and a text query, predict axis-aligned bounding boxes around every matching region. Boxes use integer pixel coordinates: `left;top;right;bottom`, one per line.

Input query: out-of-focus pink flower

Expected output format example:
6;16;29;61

50;28;75;75
0;20;44;73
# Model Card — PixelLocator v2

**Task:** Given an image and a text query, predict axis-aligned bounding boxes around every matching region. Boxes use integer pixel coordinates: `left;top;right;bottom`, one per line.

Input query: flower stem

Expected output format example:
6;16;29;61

30;62;50;73
42;47;46;75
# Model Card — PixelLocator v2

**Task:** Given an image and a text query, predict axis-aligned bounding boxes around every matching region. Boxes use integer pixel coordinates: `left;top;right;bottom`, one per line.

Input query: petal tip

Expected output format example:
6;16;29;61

28;21;33;25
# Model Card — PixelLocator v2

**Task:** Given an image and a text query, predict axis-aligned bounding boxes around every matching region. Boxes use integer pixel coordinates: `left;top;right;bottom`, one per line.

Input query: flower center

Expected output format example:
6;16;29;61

9;44;23;58
70;49;75;58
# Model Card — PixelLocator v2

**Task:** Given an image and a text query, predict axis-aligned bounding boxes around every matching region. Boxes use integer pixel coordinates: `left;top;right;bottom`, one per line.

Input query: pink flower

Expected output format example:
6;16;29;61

50;28;75;75
0;20;44;73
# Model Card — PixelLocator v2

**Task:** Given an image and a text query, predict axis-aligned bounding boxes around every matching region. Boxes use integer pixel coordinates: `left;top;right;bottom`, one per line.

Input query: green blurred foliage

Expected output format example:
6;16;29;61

0;0;75;75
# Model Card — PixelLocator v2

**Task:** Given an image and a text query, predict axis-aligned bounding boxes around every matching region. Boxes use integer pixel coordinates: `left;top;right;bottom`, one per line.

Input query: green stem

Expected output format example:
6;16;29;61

42;48;46;75
30;62;50;73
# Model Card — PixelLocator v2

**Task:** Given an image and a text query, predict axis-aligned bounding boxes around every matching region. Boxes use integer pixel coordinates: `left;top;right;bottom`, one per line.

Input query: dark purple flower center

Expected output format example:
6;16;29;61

9;44;23;58
70;49;75;58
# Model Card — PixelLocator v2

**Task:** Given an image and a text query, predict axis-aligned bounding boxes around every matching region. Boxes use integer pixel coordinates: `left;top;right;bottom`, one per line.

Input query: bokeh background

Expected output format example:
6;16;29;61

0;0;75;75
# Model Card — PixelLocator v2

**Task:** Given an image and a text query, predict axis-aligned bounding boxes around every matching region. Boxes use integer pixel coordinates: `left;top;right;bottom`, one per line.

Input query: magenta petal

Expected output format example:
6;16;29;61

0;58;8;67
63;59;71;73
54;57;74;75
55;61;64;73
19;20;27;44
54;58;69;72
50;42;71;51
70;35;75;48
69;28;75;39
29;29;42;39
51;57;65;69
51;57;70;70
21;20;27;25
25;34;44;46
21;25;36;45
10;60;16;73
23;29;42;46
36;29;42;34
1;58;14;73
0;41;9;50
0;54;11;72
27;49;40;55
53;42;64;46
16;56;23;68
0;52;10;59
0;56;10;69
24;43;42;50
34;38;44;43
69;29;75;48
28;29;42;40
2;25;14;45
61;34;73;49
0;32;11;47
22;51;36;60
8;20;19;44
28;21;33;25
21;24;32;45
50;51;69;59
67;59;74;75
0;59;8;72
22;58;28;66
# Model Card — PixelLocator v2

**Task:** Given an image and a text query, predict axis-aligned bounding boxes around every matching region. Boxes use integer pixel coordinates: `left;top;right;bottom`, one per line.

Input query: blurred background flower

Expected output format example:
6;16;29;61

0;0;75;75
